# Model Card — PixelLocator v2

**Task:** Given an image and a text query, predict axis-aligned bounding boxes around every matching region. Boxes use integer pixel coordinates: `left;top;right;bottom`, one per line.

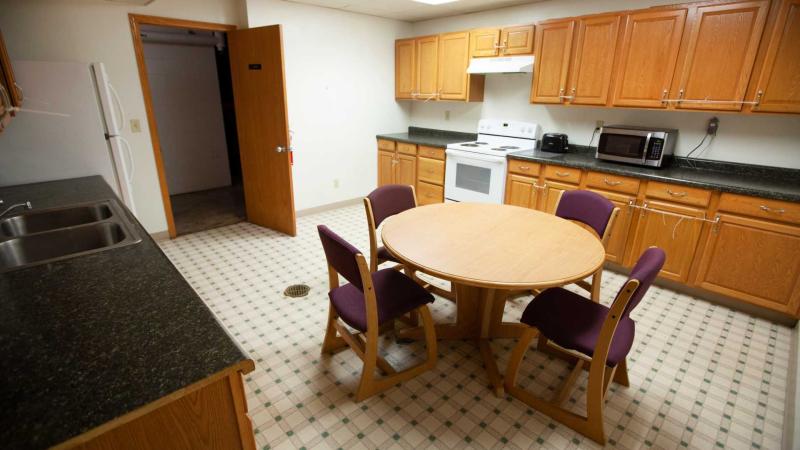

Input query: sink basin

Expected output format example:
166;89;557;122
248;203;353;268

1;203;112;237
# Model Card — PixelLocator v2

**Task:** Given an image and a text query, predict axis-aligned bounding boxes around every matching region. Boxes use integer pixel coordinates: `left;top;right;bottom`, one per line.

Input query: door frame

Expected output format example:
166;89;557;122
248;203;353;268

128;14;237;238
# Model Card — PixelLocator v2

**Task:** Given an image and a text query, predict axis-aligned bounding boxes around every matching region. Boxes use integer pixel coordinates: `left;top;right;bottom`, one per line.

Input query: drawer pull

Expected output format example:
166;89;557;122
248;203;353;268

533;183;547;190
603;178;623;186
555;171;570;177
760;205;785;214
518;165;530;171
666;189;687;198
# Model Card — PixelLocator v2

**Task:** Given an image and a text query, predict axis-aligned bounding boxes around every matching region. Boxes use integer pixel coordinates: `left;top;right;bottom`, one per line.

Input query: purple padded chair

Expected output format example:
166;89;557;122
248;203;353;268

505;247;666;445
317;225;437;401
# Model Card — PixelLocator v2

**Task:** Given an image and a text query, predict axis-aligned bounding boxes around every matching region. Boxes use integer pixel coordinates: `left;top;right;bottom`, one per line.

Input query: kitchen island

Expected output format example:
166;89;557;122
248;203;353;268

0;176;255;449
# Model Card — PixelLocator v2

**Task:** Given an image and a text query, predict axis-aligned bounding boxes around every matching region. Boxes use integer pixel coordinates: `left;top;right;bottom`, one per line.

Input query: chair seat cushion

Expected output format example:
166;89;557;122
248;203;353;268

376;246;398;263
330;268;434;332
521;288;635;367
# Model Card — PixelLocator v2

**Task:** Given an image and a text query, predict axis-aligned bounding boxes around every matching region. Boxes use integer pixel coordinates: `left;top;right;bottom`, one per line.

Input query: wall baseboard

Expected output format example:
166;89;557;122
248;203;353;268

149;230;171;241
297;197;362;217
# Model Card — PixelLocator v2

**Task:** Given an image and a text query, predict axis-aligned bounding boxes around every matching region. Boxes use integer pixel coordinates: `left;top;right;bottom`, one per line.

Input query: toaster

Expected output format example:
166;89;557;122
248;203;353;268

541;133;569;153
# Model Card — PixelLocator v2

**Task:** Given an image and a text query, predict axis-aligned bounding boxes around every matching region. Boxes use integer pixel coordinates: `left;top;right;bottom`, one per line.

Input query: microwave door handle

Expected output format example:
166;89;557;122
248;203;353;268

642;132;652;163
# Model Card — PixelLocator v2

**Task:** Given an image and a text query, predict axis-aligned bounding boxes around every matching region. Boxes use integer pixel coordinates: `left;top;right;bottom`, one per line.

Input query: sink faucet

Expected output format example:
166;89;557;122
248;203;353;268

0;200;33;219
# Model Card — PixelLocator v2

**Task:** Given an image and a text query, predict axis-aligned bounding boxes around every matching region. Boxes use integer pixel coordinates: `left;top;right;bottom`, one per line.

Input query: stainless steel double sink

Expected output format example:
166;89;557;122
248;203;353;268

0;200;142;272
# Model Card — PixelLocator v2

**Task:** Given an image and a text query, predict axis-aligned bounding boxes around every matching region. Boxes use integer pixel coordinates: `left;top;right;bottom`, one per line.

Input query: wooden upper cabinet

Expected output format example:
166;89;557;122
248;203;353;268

470;28;501;57
568;14;622;105
395;38;416;100
500;25;535;55
611;9;687;108
671;1;769;111
750;0;800;113
531;20;575;104
438;31;470;100
416;36;439;97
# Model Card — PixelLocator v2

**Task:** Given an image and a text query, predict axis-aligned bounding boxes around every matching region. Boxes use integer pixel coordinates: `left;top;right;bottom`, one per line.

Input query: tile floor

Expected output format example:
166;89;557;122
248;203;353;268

159;204;792;449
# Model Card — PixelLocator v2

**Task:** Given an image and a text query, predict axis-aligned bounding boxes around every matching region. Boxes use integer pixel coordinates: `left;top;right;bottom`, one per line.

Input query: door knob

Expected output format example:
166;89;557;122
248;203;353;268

276;145;293;153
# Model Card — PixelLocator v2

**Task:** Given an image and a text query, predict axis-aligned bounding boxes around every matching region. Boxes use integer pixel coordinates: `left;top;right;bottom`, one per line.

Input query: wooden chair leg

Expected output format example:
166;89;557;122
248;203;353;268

321;305;346;354
504;327;537;390
614;359;630;387
590;268;603;303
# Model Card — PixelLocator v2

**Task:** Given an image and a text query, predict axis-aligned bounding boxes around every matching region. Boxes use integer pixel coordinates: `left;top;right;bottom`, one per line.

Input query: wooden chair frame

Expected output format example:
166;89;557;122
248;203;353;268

504;278;640;445
320;251;438;402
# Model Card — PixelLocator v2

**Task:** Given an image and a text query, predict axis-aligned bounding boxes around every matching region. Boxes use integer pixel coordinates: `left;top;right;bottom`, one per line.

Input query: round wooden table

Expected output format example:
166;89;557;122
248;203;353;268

381;202;606;395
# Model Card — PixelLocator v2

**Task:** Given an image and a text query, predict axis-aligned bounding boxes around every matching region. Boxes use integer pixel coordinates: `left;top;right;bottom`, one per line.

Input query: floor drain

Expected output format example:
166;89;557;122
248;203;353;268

284;284;311;298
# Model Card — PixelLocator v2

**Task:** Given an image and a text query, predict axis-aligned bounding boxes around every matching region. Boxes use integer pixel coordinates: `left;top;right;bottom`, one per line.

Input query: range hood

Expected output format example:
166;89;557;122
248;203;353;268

467;55;534;74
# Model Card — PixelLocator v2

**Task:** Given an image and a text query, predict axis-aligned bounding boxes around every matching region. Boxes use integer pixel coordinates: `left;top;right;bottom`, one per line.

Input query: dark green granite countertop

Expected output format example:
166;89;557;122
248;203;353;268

508;147;800;203
377;126;476;148
0;176;251;449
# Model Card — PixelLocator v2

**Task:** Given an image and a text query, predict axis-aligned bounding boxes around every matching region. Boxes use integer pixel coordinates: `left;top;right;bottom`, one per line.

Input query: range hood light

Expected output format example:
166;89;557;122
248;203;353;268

467;55;535;74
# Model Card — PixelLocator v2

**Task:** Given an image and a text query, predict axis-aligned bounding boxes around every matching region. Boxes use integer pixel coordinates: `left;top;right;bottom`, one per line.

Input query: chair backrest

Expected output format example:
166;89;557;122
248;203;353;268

615;247;666;319
555;190;616;239
318;225;364;291
366;184;416;228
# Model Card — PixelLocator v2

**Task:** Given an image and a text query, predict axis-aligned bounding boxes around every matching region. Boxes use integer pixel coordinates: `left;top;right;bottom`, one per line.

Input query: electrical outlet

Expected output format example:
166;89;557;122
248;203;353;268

333;179;340;188
445;110;451;121
595;120;604;130
707;117;719;136
130;119;142;133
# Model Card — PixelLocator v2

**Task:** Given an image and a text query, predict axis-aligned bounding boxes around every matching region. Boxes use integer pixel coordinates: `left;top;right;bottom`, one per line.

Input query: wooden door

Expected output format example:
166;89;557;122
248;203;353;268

438;32;470;101
541;181;578;213
628;200;705;282
500;25;534;55
568;15;621;105
378;150;395;187
611;9;687;108
0;29;21;108
672;1;769;111
229;25;296;236
396;153;417;187
395;38;416;99
504;174;538;209
750;0;800;113
416;36;439;98
589;189;635;264
470;28;500;57
531;20;575;104
694;214;800;314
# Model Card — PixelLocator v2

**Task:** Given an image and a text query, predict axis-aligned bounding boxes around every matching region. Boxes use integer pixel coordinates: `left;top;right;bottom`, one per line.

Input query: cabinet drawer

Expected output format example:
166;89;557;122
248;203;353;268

645;181;711;207
417;157;445;185
544;165;581;184
508;159;541;176
417;181;444;205
717;193;800;225
418;145;445;160
377;139;395;151
397;142;417;156
585;171;640;195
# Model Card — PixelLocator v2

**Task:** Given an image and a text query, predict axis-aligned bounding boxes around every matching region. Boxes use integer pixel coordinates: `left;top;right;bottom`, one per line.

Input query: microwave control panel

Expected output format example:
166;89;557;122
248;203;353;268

646;138;665;160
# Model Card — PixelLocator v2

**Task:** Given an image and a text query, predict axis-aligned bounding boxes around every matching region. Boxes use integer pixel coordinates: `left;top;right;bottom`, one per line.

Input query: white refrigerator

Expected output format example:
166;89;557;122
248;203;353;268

0;61;137;214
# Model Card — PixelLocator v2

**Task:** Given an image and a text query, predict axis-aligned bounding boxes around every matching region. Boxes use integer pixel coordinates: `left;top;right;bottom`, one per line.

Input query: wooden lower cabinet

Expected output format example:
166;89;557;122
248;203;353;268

588;189;635;264
541;181;578;213
505;174;538;209
417;181;444;205
694;214;800;314
628;200;706;282
377;150;395;187
396;153;417;186
377;141;444;205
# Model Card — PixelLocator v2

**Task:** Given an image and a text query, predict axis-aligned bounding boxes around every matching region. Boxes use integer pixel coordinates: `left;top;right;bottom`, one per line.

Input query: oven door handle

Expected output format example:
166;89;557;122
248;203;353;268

445;148;506;164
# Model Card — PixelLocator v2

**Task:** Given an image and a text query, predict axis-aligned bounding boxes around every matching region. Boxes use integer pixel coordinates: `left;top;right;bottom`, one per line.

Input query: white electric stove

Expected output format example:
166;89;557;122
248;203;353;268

445;119;541;204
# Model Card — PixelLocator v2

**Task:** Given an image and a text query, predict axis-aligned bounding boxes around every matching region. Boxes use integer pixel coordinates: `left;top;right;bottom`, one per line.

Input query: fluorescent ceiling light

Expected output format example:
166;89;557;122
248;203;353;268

412;0;459;5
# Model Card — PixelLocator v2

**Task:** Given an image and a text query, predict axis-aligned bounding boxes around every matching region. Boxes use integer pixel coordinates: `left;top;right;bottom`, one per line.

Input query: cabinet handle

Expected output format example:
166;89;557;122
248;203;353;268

533;183;547;190
518;165;530;171
557;87;574;100
603;178;623;186
555;171;570;177
666;189;687;198
760;205;785;214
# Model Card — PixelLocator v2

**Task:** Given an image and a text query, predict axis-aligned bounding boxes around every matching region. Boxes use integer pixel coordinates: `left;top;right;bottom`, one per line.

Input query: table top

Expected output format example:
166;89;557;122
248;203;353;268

381;203;606;289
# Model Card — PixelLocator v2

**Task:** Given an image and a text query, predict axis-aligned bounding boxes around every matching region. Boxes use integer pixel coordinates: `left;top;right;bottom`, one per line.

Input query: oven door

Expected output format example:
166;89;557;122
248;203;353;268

444;149;507;204
596;129;652;165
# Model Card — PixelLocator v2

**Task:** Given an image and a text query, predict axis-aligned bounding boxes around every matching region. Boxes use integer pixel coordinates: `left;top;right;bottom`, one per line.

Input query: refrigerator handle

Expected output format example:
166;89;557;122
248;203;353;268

119;136;135;182
107;82;126;131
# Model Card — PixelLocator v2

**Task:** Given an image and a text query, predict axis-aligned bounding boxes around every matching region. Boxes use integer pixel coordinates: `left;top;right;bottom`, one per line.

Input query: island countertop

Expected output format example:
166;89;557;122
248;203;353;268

0;176;252;449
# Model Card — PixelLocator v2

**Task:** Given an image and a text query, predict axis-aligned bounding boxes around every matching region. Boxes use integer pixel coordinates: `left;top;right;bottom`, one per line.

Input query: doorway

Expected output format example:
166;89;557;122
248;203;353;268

130;15;297;238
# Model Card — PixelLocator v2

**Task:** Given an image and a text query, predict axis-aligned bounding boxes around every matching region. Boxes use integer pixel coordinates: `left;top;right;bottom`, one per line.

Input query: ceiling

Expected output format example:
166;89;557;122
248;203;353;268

284;0;538;22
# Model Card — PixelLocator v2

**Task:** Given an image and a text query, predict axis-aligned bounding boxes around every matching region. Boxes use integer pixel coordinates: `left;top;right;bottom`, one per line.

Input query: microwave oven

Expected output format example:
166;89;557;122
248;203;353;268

596;125;678;167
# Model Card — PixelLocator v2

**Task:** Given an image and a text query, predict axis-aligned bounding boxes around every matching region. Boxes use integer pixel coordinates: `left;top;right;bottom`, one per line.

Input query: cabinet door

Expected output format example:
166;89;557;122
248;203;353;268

589;189;635;264
505;174;538;209
438;32;470;101
629;200;705;282
470;28;500;57
568;15;621;105
531;20;575;104
396;153;417;187
694;214;800;314
541;181;578;214
416;36;439;98
378;151;395;187
611;9;687;108
395;38;416;100
417;181;444;205
500;25;534;55
750;0;800;113
672;1;769;111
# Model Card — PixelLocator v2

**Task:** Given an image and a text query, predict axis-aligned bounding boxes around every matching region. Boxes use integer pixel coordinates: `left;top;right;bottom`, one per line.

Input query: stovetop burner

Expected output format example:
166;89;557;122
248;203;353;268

461;143;480;147
499;145;520;149
475;141;488;145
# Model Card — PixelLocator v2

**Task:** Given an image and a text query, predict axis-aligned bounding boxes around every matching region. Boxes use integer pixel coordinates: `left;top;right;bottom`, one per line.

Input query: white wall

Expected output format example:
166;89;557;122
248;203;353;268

408;0;800;168
144;42;232;195
0;0;246;233
244;0;412;211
